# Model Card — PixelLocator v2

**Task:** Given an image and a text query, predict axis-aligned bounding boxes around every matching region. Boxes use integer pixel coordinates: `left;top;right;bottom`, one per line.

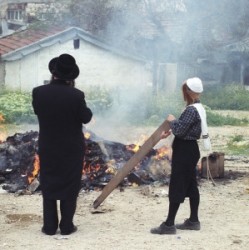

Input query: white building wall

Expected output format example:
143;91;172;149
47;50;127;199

4;39;152;92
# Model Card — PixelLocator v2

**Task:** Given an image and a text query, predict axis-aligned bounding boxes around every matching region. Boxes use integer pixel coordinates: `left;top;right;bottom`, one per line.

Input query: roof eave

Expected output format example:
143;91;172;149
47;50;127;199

1;26;148;63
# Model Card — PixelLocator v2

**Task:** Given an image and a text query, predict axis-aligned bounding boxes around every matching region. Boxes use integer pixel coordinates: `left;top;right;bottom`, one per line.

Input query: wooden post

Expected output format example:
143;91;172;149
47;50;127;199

93;119;170;209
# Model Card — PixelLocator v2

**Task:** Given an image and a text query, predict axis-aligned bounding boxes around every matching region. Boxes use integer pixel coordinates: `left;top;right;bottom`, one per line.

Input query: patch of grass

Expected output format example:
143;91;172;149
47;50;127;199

230;134;244;142
202;84;249;110
226;143;249;155
226;135;249;155
207;111;249;126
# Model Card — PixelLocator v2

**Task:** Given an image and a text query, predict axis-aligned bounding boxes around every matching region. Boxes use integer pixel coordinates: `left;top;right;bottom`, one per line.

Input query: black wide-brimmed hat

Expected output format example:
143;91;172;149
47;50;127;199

48;54;80;80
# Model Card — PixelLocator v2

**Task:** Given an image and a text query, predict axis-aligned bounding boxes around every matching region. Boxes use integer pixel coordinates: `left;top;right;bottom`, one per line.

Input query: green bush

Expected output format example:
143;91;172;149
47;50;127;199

141;90;248;127
85;85;113;114
0;91;36;124
206;111;248;126
226;135;249;155
202;84;249;110
0;86;113;124
141;90;183;125
122;85;249;126
0;83;248;126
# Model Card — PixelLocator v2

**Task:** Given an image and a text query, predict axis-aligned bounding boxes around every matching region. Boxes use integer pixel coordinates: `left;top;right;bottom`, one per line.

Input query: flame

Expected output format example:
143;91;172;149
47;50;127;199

154;146;171;160
84;132;91;139
0;113;5;123
126;143;140;153
82;162;102;180
126;134;148;153
0;114;7;143
28;154;40;184
0;130;7;143
105;159;116;174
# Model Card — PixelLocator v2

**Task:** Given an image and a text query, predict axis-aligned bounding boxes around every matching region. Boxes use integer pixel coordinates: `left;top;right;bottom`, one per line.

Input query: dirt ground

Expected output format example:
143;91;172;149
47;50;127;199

0;121;249;250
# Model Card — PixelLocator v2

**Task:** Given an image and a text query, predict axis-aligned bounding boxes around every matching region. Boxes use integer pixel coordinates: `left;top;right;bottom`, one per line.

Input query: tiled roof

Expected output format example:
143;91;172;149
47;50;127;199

0;26;65;56
0;25;147;62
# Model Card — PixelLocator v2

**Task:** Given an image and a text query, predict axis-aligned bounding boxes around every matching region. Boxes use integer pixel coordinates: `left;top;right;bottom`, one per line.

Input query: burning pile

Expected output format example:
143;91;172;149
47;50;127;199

0;130;172;193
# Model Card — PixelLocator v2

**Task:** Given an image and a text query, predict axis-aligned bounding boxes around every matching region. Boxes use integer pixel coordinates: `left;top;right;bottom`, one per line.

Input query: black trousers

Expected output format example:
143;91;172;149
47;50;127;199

43;197;77;234
169;137;200;203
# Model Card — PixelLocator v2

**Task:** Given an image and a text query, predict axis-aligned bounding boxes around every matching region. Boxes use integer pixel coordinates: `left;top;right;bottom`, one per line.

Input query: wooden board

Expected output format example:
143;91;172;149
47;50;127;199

93;119;170;209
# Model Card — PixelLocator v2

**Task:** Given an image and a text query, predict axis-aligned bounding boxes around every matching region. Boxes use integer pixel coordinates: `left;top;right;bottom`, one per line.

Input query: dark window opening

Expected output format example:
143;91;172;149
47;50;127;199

243;66;249;86
74;39;80;49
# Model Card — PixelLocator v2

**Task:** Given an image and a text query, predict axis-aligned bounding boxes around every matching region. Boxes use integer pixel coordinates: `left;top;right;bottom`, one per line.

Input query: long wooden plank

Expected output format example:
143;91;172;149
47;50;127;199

93;119;170;209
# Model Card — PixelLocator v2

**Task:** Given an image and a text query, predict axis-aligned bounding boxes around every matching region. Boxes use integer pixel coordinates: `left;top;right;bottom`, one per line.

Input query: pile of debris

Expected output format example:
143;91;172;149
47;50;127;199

0;130;172;194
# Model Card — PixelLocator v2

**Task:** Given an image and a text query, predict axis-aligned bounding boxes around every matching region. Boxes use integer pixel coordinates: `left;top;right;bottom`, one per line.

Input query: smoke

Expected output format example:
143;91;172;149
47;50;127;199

84;0;249;140
4;0;246;141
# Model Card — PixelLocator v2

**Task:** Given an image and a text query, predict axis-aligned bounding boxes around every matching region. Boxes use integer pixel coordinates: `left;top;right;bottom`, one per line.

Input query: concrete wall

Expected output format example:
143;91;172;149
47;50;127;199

4;38;152;93
0;62;5;88
164;63;177;92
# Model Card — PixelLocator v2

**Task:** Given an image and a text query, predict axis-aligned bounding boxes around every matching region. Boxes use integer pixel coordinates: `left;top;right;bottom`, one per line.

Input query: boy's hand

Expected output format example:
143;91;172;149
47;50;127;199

160;130;171;139
167;114;175;122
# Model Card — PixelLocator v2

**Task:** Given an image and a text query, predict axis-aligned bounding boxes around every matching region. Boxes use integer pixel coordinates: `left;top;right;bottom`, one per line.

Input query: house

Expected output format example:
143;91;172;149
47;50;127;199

0;1;54;37
0;26;152;94
222;37;249;89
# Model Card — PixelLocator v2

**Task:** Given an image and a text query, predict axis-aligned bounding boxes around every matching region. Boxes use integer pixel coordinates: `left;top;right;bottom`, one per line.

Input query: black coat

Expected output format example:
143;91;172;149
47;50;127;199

32;80;92;200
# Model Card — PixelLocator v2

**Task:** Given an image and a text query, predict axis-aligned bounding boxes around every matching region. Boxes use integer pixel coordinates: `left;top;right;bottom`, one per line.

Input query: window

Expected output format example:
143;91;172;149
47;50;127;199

74;39;80;49
7;10;23;21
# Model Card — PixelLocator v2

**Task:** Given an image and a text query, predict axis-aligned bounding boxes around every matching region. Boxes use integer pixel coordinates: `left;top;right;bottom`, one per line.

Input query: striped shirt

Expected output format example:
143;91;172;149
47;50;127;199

169;105;202;140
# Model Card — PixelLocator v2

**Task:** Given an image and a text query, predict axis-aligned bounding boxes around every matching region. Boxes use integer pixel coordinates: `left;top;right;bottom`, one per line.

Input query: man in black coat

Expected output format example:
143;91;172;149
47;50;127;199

32;54;92;235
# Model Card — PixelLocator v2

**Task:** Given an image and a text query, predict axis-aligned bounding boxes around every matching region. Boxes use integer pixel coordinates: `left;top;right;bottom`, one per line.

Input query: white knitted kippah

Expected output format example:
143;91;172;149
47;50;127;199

186;77;203;93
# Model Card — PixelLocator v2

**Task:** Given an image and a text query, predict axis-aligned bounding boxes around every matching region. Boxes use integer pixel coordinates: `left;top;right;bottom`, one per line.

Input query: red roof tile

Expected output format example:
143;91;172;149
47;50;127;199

0;26;65;56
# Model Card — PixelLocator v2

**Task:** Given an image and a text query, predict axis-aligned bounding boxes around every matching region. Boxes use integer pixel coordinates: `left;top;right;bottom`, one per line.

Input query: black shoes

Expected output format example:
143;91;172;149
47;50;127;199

176;219;201;230
61;225;78;235
41;227;57;236
150;219;201;235
42;225;78;235
150;222;176;235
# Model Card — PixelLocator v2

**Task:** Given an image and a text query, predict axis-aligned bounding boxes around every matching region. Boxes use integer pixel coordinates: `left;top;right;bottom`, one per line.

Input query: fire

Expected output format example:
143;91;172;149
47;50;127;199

126;143;140;153
82;162;102;180
0;114;7;143
0;113;5;123
154;146;172;160
105;159;116;174
0;131;7;143
84;131;91;139
126;134;148;153
28;154;40;184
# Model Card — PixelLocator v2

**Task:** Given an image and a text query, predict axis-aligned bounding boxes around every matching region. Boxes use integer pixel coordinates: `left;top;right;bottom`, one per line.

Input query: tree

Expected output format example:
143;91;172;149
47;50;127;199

0;0;8;19
42;0;249;92
45;0;114;34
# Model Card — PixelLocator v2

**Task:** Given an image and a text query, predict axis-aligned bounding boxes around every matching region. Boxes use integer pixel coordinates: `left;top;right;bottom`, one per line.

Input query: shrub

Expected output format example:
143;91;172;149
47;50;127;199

202;84;249;110
85;85;113;114
206;111;248;126
226;135;249;155
0;91;36;124
141;90;183;125
1;83;248;126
